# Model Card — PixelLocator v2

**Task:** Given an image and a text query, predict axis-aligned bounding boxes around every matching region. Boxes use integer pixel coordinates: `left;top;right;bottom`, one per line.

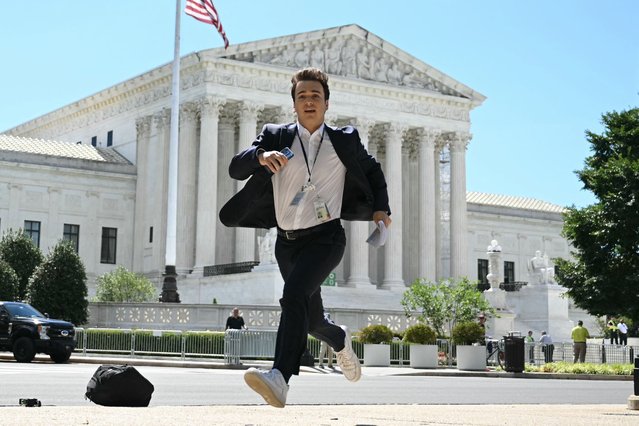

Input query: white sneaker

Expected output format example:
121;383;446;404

336;326;361;382
243;368;289;408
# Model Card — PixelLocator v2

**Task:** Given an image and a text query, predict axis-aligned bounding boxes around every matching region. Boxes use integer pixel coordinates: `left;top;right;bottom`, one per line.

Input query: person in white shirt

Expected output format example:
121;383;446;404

221;67;391;408
617;319;629;345
539;331;554;363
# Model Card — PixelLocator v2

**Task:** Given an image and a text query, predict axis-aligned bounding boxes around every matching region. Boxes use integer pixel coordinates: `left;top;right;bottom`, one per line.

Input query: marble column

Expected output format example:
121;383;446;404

419;129;439;282
344;119;375;288
216;108;237;265
434;138;446;280
193;96;225;275
176;102;198;275
133;116;152;273
235;101;263;263
381;123;406;289
449;132;471;278
152;109;171;276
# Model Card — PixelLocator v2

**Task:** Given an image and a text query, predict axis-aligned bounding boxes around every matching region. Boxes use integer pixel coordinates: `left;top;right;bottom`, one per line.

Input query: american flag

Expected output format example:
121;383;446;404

184;0;229;49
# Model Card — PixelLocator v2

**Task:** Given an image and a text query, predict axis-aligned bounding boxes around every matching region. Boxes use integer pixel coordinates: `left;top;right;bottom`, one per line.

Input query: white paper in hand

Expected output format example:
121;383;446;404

366;220;388;247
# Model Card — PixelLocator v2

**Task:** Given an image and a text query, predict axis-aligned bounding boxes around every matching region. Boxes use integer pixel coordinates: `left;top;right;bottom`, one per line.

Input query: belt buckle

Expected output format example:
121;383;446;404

285;230;296;240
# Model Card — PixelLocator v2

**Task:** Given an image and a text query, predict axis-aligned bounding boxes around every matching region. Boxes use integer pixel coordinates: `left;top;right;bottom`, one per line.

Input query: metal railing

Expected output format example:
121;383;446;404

525;341;636;365
74;328;637;367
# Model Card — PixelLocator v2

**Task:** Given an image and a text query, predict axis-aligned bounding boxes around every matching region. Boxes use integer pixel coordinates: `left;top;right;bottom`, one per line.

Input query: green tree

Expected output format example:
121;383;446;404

0;229;43;300
556;107;639;321
401;277;495;337
28;241;88;325
95;266;157;303
0;260;19;301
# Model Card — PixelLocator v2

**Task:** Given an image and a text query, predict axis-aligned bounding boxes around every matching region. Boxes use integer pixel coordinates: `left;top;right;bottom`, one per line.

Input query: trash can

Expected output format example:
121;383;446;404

503;332;525;373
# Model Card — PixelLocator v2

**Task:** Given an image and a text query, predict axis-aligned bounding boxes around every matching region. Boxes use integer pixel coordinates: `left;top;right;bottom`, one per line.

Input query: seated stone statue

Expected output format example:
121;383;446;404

258;228;277;265
528;250;555;284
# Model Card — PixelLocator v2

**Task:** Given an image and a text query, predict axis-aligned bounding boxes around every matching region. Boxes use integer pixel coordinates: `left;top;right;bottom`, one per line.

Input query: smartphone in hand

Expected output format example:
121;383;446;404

281;147;294;159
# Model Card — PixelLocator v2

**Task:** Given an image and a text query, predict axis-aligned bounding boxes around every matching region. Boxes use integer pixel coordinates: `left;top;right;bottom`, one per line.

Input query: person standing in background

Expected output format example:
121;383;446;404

617;319;628;345
571;320;590;363
525;330;535;364
225;307;247;330
539;331;554;363
607;320;619;345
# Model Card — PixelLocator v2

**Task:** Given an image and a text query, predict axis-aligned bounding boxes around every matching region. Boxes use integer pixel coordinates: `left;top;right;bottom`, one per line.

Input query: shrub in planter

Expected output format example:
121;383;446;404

403;323;437;345
358;324;393;344
452;321;485;346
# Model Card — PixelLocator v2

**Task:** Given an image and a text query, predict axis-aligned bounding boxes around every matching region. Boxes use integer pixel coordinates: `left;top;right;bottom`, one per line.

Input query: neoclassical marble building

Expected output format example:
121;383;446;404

3;25;572;309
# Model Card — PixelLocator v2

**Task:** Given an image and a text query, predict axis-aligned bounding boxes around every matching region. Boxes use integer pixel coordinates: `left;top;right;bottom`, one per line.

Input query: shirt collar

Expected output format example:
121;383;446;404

296;122;325;142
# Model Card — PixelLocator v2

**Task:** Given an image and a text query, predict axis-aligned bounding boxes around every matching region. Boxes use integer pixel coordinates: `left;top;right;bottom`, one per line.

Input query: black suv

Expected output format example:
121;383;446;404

0;301;76;363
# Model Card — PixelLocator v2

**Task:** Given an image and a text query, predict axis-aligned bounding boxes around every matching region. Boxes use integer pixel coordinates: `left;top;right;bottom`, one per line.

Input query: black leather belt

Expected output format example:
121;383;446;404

277;220;339;241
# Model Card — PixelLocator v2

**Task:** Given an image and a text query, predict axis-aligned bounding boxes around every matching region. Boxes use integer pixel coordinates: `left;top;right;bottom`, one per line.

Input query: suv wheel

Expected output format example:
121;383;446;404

50;348;72;364
13;337;36;363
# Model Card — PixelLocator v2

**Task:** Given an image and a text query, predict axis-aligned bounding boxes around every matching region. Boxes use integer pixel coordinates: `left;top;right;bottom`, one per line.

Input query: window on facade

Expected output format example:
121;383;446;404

100;227;117;264
107;130;113;147
63;224;80;253
504;261;515;283
24;220;41;247
477;259;489;284
91;136;97;147
149;226;153;243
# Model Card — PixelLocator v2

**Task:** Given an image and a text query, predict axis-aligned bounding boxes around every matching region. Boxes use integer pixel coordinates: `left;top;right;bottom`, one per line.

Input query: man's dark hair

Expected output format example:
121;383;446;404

578;320;583;326
290;67;330;101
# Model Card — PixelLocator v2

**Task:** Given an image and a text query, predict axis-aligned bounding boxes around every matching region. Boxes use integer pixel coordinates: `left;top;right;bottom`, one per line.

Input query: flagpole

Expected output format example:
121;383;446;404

160;0;182;303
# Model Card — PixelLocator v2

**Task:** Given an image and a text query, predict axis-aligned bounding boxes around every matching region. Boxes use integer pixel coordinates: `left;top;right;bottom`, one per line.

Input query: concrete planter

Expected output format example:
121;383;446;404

456;345;486;371
409;344;438;368
363;344;391;366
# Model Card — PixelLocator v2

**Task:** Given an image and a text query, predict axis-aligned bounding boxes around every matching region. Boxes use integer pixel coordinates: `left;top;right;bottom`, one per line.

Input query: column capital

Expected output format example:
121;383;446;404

324;112;339;125
354;118;375;136
389;122;409;135
276;106;296;123
180;102;199;124
153;108;171;130
387;122;409;146
419;128;441;147
449;132;472;152
198;96;226;116
238;100;262;122
135;115;152;138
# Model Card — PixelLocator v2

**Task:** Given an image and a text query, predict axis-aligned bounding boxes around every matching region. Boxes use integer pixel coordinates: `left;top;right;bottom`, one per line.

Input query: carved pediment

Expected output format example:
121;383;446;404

216;24;484;102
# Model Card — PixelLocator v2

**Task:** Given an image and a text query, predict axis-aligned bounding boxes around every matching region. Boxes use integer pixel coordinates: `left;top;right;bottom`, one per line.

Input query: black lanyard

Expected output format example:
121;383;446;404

295;125;325;183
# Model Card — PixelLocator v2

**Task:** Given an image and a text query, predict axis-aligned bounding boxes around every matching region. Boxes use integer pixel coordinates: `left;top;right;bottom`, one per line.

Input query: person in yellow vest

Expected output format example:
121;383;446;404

607;320;618;345
571;320;590;363
525;330;535;363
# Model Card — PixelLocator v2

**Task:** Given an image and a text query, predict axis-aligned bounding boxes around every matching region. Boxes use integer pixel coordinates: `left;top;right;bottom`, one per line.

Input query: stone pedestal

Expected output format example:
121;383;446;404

506;283;574;341
178;269;284;305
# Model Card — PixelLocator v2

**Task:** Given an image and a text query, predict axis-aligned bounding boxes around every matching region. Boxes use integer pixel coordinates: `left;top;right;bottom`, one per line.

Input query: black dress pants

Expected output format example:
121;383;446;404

273;219;347;382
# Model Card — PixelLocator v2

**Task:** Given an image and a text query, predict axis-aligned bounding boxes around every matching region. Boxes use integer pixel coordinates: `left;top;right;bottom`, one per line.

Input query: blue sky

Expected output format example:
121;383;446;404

1;1;637;208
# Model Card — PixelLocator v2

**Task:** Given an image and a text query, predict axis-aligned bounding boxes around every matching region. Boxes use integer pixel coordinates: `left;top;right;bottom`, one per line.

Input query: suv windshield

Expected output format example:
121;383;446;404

3;303;45;318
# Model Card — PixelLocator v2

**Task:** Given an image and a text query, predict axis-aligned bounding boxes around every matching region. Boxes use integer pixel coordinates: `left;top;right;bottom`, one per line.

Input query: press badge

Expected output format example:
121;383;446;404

290;182;316;206
314;198;331;222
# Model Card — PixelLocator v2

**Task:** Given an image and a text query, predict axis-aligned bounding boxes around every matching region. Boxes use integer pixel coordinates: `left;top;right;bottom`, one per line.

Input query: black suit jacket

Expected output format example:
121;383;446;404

219;123;390;229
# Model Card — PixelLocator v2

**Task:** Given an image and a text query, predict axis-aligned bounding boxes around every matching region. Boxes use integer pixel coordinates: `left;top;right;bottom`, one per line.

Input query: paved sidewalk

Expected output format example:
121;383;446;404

2;404;639;425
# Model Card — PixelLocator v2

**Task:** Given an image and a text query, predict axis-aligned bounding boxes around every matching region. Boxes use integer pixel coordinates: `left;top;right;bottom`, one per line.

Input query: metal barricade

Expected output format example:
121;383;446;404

224;329;278;365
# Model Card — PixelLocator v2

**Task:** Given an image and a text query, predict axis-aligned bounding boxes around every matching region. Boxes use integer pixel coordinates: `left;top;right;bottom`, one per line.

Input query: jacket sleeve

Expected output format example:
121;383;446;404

228;124;277;181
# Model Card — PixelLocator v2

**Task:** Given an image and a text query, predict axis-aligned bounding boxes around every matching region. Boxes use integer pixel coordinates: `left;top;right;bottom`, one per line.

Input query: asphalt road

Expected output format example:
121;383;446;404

0;360;632;407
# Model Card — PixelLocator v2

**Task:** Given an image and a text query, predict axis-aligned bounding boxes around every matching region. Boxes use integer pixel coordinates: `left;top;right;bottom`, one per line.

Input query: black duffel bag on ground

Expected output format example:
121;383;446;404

85;364;154;407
